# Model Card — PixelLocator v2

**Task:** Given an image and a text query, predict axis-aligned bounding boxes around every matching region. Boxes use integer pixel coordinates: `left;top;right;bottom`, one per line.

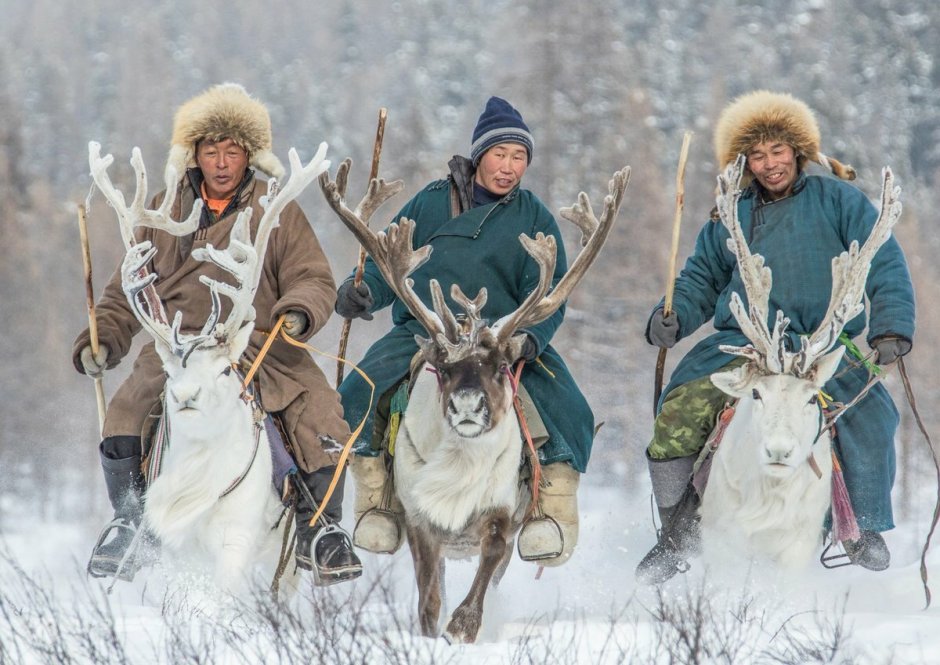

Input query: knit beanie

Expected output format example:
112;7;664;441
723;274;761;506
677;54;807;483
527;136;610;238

470;96;534;166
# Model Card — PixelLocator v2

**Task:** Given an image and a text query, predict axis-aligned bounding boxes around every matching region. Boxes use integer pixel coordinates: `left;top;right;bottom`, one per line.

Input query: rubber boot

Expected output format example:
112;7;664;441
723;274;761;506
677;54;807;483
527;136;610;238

517;462;580;566
635;453;700;585
294;465;363;586
843;530;891;571
350;454;404;554
88;437;146;582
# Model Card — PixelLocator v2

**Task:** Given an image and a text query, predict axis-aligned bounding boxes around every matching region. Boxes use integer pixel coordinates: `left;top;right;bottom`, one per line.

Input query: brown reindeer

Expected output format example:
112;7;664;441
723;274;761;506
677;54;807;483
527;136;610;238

320;161;629;643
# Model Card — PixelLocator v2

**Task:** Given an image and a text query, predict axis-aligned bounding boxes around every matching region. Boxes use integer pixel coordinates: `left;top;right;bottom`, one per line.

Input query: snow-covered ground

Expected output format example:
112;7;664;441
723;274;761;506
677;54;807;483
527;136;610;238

3;482;940;663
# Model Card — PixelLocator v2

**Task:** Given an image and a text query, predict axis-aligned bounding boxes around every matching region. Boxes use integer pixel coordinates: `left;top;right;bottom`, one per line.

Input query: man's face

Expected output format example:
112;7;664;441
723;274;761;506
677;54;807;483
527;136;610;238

474;142;528;196
746;140;798;201
196;137;249;199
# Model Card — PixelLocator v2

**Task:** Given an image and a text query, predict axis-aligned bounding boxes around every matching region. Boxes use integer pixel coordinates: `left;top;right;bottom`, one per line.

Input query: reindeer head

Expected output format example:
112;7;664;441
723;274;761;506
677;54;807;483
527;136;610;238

710;155;901;476
320;160;630;440
89;142;331;426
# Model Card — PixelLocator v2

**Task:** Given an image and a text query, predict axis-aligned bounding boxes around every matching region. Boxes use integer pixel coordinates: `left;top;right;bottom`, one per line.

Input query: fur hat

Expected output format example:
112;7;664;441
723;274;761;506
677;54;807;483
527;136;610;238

470;96;534;166
713;90;855;183
166;82;285;183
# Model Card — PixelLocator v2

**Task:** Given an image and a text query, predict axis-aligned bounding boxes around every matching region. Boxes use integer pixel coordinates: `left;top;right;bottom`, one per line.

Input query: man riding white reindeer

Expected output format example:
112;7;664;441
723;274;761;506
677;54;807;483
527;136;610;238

334;97;591;567
637;90;916;583
73;83;361;585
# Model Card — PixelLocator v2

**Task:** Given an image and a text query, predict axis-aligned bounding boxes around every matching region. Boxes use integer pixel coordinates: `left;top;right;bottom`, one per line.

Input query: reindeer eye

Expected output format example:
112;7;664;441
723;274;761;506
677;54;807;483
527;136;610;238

751;388;761;401
809;393;819;405
221;366;232;377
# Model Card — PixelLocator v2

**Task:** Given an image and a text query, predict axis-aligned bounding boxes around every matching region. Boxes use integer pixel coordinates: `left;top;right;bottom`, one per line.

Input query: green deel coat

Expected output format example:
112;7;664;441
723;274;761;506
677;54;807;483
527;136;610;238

653;171;915;531
339;166;595;472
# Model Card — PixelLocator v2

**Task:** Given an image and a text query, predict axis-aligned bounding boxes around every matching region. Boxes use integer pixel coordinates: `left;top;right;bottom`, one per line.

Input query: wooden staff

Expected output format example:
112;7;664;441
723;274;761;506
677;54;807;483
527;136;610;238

653;131;692;415
335;107;387;387
78;203;107;435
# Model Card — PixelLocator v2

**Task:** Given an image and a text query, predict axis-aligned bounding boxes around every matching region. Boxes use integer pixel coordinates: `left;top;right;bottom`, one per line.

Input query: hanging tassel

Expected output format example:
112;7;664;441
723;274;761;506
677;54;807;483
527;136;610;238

831;449;861;542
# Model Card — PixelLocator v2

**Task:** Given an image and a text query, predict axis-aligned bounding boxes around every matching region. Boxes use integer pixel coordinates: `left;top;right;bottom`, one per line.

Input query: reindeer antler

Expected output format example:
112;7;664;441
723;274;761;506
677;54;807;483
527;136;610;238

318;160;452;341
716;155;902;376
492;165;630;345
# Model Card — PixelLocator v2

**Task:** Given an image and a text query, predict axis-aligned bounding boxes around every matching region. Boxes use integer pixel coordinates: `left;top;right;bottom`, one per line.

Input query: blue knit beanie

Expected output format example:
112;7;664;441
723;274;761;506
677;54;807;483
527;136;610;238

470;96;534;166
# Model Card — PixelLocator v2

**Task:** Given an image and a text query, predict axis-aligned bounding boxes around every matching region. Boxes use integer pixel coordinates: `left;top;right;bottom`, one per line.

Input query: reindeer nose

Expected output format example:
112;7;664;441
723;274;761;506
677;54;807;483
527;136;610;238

764;445;793;463
171;386;202;408
448;390;486;417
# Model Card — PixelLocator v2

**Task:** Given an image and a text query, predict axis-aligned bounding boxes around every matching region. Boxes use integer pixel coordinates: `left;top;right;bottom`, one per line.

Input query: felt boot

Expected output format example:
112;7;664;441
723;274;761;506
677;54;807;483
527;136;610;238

350;454;404;554
518;462;580;566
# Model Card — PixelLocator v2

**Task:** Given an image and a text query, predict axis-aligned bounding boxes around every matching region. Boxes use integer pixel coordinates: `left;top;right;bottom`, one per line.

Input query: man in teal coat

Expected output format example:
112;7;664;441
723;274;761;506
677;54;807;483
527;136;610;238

336;96;590;566
636;90;915;584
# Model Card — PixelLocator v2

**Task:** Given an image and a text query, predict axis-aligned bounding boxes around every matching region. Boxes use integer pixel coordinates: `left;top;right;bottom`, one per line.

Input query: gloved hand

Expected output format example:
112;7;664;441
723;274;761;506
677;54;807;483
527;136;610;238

80;344;110;378
648;308;680;348
335;279;374;321
282;310;308;339
873;337;911;365
519;334;539;362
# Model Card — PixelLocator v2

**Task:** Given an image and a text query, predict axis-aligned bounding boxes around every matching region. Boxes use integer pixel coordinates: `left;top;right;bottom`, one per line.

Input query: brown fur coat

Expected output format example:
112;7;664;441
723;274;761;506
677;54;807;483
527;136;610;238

72;173;349;472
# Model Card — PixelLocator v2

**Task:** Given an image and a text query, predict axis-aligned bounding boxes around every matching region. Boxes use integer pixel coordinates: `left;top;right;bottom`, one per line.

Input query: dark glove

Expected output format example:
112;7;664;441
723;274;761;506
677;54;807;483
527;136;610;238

648;308;680;348
335;279;374;321
873;337;911;365
519;335;539;362
79;344;110;378
282;310;308;339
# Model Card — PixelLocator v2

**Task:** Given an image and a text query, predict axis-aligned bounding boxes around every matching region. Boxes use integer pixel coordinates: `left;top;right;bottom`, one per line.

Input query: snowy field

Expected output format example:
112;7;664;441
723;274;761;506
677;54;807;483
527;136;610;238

3;481;940;664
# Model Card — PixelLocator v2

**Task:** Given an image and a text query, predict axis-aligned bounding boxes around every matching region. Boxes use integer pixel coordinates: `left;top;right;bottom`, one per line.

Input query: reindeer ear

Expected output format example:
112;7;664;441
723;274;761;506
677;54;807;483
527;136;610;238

415;335;438;363
808;345;845;388
153;338;177;369
710;363;756;398
228;322;255;362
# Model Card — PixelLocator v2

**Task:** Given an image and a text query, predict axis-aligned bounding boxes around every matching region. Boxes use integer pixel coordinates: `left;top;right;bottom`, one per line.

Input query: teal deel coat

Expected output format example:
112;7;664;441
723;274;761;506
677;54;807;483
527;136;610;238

339;172;595;472
658;172;915;531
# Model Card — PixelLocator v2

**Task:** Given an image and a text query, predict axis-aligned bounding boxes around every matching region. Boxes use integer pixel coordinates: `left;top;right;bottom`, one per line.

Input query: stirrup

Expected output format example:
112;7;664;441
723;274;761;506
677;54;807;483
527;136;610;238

517;515;564;562
87;518;143;584
310;524;363;587
353;507;403;554
819;539;853;569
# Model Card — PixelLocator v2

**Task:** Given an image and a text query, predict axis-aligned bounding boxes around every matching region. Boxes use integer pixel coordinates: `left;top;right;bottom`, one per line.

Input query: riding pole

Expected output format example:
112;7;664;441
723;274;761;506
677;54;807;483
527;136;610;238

653;131;692;415
78;203;107;435
335;107;387;388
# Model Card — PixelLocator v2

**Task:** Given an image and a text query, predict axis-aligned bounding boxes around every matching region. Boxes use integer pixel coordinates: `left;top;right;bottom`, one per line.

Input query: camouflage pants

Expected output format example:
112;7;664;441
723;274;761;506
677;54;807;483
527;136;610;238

648;359;744;460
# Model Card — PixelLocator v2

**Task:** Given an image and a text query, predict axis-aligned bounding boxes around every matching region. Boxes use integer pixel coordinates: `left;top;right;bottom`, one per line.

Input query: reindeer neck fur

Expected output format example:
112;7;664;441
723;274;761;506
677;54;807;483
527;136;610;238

701;372;833;566
143;346;277;549
394;363;525;535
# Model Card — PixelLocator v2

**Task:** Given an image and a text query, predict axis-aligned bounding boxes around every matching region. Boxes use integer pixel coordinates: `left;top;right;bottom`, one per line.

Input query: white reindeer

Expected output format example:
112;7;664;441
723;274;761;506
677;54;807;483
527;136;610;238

87;142;330;593
319;161;629;643
700;156;902;570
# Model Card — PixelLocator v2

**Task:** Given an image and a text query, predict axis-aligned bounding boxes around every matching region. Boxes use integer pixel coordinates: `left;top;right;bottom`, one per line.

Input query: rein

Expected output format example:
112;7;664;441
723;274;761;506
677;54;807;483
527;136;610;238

896;357;940;609
508;360;542;512
278;330;375;529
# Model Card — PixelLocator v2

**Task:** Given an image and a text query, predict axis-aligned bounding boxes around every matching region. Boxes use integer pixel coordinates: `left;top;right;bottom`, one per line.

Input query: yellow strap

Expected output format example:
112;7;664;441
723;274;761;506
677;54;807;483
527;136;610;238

279;330;374;528
243;315;286;390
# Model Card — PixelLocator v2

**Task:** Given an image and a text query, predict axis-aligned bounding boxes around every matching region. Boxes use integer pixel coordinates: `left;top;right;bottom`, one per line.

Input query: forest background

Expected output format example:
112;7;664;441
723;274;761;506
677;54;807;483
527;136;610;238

1;0;939;549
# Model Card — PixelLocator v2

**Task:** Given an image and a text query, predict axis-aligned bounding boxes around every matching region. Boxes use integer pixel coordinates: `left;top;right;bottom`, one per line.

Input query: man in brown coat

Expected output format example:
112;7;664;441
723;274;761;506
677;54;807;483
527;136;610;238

73;83;361;584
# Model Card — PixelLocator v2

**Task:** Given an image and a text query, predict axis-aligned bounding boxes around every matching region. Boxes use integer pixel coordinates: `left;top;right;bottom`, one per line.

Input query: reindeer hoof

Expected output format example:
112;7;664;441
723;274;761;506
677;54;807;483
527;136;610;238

443;609;482;644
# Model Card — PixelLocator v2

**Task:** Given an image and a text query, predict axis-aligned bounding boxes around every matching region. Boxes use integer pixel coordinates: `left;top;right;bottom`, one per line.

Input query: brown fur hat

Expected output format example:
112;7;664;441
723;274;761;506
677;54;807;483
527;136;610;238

713;90;855;183
166;82;284;183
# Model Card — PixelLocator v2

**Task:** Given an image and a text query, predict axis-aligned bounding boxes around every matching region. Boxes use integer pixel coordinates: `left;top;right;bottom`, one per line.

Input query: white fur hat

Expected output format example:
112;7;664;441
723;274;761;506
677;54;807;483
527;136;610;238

166;82;285;183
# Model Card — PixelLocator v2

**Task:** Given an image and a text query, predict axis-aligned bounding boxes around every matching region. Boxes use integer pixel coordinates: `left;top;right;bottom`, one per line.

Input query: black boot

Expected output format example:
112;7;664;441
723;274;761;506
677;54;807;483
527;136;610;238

635;453;700;585
843;530;891;571
88;437;148;582
635;486;701;585
294;466;362;586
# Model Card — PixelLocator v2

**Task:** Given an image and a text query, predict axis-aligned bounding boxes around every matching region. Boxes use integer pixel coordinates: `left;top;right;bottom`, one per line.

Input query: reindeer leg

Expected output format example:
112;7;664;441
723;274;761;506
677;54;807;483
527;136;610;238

444;509;511;644
406;523;443;637
491;535;514;588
